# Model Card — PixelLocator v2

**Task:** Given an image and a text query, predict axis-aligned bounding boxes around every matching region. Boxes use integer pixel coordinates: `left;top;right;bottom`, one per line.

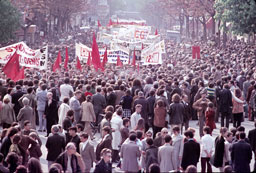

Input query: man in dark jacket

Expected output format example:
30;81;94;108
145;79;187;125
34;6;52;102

106;87;117;108
66;127;80;153
0;127;18;159
96;126;112;161
248;122;256;171
145;138;158;172
146;89;156;128
134;91;149;131
11;85;25;117
219;84;233;128
92;87;106;125
181;130;200;170
94;148;112;173
45;92;58;136
46;125;65;169
56;142;81;173
231;132;252;173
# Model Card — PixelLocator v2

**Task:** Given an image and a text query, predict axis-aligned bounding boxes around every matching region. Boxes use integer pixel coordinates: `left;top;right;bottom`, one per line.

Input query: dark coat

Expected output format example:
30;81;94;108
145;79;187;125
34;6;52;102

213;136;225;167
62;117;72;131
181;101;191;123
181;140;200;170
92;93;106;115
169;102;185;125
0;136;12;158
106;92;117;108
147;95;156;121
145;146;158;172
56;151;81;173
28;143;42;160
231;140;252;172
46;133;66;161
133;97;148;123
120;95;133;109
248;128;256;152
120;127;129;145
11;90;25;116
45;99;58;135
96;134;112;161
94;159;112;173
219;88;233;113
66;134;80;153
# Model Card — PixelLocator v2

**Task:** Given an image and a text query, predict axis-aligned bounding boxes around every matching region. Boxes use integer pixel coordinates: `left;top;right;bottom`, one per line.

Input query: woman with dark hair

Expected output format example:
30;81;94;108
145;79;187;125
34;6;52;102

131;79;143;97
232;88;244;128
27;158;43;173
144;77;153;98
6;152;20;173
135;118;145;133
120;90;133;118
81;95;96;139
15;165;27;173
169;94;184;131
153;100;167;138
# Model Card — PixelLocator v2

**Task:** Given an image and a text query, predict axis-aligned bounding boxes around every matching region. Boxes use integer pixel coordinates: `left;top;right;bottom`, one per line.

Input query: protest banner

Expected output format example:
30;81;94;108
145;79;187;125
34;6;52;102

0;42;48;70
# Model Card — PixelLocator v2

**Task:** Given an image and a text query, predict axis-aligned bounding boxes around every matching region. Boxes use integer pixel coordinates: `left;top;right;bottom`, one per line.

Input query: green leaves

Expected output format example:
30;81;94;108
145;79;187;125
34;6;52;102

0;0;20;44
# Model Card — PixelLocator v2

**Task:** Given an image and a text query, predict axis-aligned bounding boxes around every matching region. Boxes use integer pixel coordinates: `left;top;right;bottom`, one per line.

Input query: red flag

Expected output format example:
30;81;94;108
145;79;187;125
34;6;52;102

97;20;101;27
64;47;69;71
91;32;102;71
116;56;123;67
76;57;82;71
132;48;136;67
3;51;20;80
13;67;25;82
53;51;61;72
87;52;91;66
155;28;158;35
102;47;108;67
108;19;113;27
192;46;201;59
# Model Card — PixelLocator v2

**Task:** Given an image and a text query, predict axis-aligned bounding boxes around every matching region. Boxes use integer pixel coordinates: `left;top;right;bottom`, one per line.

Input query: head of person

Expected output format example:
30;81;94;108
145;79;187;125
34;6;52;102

136;130;143;140
86;95;91;102
66;110;74;120
239;132;246;140
146;138;154;147
74;90;82;99
6;152;19;167
22;97;29;106
7;127;18;140
41;84;47;91
223;165;233;173
105;105;114;113
220;127;228;137
66;142;76;156
102;126;111;137
226;132;233;143
80;132;89;143
185;165;197;173
156;100;164;108
63;97;69;104
68;127;77;137
116;107;123;117
161;128;168;137
145;130;153;138
182;94;188;102
172;94;181;103
203;126;211;135
101;148;112;163
51;125;59;135
105;111;113;121
15;165;28;173
76;124;84;133
125;89;131;96
237;126;245;132
132;79;142;87
184;130;194;139
24;121;31;131
235;88;242;98
172;126;180;135
47;92;53;100
164;134;172;144
96;87;101;93
49;163;63;173
138;91;144;98
149;163;160;173
123;118;130;127
64;78;70;84
12;134;21;144
135;104;142;113
129;133;137;141
136;118;145;129
200;89;207;99
27;158;43;173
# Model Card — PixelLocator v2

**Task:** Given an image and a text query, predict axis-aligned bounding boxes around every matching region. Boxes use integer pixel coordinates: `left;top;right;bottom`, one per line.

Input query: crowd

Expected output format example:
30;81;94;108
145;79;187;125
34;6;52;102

0;37;255;173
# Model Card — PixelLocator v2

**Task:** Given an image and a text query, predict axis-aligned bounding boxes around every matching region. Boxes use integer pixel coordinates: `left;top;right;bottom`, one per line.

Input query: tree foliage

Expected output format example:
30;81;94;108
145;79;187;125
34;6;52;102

0;0;20;44
215;0;256;35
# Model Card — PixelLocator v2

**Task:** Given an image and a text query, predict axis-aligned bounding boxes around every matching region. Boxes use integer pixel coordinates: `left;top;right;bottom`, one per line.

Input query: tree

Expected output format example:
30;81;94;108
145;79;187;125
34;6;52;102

0;0;20;45
215;0;256;36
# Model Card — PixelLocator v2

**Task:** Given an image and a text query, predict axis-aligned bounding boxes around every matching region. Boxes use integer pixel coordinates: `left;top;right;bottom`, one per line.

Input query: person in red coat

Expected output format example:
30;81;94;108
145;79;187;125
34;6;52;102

205;102;216;134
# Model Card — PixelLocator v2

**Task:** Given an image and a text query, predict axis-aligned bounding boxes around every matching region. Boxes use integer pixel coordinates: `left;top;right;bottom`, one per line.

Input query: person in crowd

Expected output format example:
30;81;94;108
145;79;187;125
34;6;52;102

79;132;95;172
17;97;33;129
69;90;82;125
115;84;125;106
249;84;256;121
100;111;112;136
94;148;112;173
205;102;216;134
62;110;74;132
6;152;20;173
66;127;80;153
232;88;244;127
158;134;175;172
147;89;156;130
106;87;117;108
58;97;71;126
120;133;141;173
76;123;84;136
219;84;233;128
248;121;256;171
55;142;81;173
81;95;96;139
9;134;22;158
200;126;214;173
145;138;158;172
28;132;42;160
231;132;252;173
11;85;25;117
96;126;112;161
49;163;63;173
120;89;133;118
45;92;58;137
134;118;145;133
27;158;43;173
0;127;18;159
92;87;106;126
0;153;8;172
154;128;168;147
120;118;130;145
185;165;197;173
169;94;185;131
181;94;191;133
172;125;183;170
131;79;144;97
130;104;142;130
181;130;200;171
0;98;16;129
149;163;160;173
110;107;123;163
45;125;65;169
22;121;41;147
60;78;74;102
223;131;233;169
36;84;48;132
153;99;166;138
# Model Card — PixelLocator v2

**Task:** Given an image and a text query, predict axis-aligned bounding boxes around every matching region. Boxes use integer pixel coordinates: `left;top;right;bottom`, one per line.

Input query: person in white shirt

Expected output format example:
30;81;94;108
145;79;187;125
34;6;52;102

60;78;74;102
130;104;142;130
201;126;215;173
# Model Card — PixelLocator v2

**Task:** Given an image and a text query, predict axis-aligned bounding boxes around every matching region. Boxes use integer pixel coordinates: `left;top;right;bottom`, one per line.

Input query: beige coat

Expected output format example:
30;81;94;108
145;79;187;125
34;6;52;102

81;101;96;122
158;143;176;172
0;104;16;125
80;142;96;172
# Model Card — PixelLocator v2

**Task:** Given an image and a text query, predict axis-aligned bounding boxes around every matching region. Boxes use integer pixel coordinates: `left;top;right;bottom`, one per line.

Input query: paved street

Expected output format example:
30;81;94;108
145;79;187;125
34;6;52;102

38;119;256;172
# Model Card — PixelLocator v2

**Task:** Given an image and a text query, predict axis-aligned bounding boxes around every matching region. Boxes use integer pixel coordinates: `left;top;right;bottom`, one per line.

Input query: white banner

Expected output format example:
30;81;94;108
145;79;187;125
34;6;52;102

75;43;130;64
0;42;48;70
141;40;165;65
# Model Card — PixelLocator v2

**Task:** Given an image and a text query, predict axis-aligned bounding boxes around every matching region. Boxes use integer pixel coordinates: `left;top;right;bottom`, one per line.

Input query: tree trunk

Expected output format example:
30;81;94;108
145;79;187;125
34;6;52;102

192;17;195;40
179;13;184;37
202;16;207;42
196;17;199;40
185;15;190;38
223;21;227;48
217;20;221;47
212;16;215;36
